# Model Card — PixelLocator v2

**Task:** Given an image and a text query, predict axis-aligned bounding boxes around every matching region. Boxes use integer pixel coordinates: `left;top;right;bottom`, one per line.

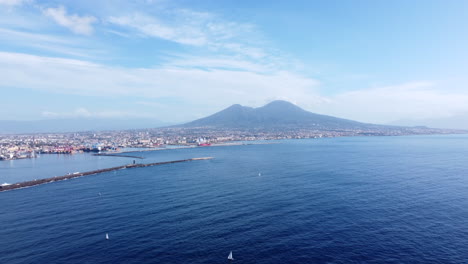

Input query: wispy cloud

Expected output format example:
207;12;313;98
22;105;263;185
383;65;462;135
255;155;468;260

164;55;275;73
0;28;102;58
2;2;286;69
107;9;266;59
108;12;207;46
0;27;71;44
0;51;320;118
0;0;26;6
43;6;97;35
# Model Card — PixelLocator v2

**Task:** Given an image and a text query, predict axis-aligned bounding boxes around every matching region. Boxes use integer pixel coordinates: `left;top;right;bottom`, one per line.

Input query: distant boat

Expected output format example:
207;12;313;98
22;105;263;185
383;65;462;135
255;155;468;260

258;172;262;176
228;251;234;260
105;233;109;240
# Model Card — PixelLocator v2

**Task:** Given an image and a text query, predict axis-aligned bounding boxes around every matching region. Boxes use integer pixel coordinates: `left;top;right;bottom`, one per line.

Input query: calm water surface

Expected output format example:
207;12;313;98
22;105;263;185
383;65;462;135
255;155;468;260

1;135;468;264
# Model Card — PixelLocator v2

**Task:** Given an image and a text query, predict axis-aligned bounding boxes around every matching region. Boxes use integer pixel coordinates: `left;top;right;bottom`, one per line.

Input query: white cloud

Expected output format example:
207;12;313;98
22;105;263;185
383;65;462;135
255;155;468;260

0;51;321;121
0;0;26;6
43;6;97;35
108;13;206;46
107;10;266;59
310;82;468;124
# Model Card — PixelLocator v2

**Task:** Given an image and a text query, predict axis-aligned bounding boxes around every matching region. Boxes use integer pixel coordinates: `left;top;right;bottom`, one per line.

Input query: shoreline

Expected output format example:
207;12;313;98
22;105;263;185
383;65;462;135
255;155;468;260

0;157;213;193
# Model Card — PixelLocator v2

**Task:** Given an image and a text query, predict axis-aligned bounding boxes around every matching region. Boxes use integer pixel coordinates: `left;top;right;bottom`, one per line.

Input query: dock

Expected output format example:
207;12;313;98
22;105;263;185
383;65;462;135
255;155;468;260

0;157;214;192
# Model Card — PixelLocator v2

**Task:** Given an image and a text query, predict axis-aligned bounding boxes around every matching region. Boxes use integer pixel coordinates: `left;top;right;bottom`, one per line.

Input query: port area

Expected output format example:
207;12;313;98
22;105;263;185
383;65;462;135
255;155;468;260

0;157;214;192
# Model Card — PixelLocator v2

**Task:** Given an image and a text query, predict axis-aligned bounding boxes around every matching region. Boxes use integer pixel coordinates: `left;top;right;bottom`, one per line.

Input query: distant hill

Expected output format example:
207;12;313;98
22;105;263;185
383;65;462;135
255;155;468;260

180;100;383;130
389;114;468;130
0;118;170;134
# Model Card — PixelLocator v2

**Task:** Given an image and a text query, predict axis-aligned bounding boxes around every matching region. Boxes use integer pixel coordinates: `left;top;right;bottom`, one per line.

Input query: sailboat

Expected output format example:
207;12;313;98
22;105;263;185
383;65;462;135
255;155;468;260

105;233;109;240
228;251;234;260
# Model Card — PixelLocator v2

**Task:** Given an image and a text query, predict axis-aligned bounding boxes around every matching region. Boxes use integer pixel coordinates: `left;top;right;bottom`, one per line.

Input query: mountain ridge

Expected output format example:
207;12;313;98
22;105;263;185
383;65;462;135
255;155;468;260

179;100;380;130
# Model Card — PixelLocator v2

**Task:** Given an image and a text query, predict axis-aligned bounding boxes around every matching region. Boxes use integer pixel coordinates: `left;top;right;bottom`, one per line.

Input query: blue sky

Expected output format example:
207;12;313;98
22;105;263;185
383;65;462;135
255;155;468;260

1;0;468;126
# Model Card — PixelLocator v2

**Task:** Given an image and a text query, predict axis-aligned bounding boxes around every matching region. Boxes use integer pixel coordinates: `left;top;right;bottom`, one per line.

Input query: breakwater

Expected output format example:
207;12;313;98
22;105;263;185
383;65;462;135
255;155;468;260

0;157;213;192
92;153;145;159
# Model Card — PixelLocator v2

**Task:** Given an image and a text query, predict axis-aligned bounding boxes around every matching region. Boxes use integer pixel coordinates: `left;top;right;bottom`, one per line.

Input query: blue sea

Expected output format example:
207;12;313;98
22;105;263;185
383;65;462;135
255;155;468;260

1;135;468;264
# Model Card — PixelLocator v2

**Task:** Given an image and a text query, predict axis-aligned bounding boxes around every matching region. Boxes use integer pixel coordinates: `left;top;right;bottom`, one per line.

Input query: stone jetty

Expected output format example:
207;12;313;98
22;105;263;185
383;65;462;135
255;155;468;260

0;157;214;192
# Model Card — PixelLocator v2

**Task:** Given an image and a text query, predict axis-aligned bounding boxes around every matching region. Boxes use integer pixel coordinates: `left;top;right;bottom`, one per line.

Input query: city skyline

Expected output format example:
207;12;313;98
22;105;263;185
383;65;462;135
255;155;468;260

1;0;468;129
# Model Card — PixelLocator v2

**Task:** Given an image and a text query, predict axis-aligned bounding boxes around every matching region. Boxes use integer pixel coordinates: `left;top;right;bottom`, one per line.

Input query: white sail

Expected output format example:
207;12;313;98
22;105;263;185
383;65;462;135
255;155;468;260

105;233;109;240
228;251;234;260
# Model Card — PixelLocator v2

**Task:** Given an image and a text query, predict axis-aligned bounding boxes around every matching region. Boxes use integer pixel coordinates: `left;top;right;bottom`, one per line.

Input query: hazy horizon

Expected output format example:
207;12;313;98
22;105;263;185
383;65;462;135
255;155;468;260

1;99;468;133
0;100;468;135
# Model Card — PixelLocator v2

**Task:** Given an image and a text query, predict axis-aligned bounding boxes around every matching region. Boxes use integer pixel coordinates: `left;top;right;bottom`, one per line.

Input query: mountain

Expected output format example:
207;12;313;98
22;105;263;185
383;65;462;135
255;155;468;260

180;100;381;130
0;118;170;134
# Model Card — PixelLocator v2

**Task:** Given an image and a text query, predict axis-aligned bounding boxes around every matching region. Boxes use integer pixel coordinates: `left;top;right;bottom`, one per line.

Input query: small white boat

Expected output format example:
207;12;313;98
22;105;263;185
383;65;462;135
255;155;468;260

105;233;109;240
228;251;234;260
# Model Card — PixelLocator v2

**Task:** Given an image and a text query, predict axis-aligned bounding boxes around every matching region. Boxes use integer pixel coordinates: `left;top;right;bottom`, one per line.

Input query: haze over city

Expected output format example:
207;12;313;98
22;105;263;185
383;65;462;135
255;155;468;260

1;0;468;130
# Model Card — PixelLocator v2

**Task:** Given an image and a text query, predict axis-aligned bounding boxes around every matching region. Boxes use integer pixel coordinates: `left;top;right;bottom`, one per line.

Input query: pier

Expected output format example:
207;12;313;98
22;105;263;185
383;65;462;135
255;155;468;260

92;153;145;159
0;157;214;192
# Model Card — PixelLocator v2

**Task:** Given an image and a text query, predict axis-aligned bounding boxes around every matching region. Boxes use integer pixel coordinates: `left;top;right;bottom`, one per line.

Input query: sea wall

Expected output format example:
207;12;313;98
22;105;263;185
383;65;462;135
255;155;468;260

0;157;213;192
